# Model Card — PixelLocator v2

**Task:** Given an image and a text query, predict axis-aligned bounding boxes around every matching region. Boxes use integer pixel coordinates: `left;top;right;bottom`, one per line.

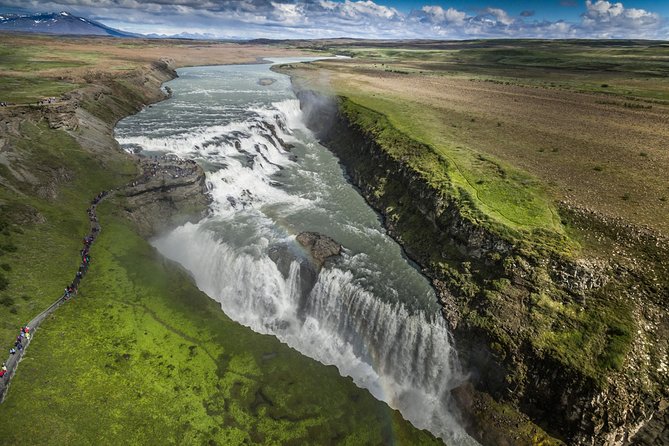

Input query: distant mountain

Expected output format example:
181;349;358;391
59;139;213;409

145;31;220;40
0;11;137;37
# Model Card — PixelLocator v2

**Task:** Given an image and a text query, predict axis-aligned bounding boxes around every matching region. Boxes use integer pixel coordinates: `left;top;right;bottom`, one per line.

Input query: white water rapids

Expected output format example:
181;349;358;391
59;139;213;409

115;59;476;444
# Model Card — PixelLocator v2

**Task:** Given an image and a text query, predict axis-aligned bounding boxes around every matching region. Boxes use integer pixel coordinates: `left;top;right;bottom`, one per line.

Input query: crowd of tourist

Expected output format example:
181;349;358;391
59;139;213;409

37;97;59;105
133;155;198;185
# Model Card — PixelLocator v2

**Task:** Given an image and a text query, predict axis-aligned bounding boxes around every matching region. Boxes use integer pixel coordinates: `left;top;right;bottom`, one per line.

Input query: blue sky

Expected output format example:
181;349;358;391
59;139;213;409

1;0;667;40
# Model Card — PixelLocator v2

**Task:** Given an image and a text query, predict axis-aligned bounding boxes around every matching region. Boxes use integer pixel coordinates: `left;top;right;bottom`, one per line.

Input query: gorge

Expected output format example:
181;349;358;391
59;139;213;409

115;59;477;444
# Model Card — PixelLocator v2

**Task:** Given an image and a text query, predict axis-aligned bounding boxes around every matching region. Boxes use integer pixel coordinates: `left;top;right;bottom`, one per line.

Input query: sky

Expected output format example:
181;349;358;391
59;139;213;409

0;0;667;40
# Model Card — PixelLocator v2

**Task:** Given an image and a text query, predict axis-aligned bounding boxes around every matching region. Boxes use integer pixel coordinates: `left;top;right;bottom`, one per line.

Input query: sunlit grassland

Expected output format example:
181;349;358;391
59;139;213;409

0;37;124;103
0;205;441;445
340;93;565;234
341;42;669;101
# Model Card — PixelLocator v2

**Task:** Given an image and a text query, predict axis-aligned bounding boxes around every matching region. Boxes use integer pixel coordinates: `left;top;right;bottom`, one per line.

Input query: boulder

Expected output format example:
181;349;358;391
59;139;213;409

295;231;342;268
268;232;343;318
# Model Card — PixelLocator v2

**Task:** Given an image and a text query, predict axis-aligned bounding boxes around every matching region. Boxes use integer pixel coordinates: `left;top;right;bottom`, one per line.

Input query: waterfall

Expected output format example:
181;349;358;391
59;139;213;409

154;225;469;442
117;65;476;444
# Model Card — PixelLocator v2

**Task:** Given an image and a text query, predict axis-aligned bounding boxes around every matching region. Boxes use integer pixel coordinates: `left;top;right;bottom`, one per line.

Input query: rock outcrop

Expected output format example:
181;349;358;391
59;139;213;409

119;157;210;237
268;232;342;316
295;231;342;268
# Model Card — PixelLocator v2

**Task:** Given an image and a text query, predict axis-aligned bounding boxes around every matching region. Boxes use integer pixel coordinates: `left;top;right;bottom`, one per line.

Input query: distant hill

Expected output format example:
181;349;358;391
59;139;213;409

0;11;137;37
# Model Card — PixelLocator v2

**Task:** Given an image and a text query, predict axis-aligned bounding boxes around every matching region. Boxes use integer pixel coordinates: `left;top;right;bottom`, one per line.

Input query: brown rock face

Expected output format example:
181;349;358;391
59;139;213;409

296;232;342;268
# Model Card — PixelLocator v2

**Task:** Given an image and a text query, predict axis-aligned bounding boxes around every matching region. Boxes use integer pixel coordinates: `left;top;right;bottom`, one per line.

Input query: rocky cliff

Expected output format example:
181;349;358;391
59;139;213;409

118;157;210;237
294;89;668;446
63;60;213;233
0;58;210;237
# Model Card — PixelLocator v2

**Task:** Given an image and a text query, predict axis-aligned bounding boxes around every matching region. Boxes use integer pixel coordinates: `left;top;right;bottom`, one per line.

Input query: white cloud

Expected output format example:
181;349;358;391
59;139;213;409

0;0;666;40
418;6;466;25
270;2;305;25
482;7;513;26
580;0;661;37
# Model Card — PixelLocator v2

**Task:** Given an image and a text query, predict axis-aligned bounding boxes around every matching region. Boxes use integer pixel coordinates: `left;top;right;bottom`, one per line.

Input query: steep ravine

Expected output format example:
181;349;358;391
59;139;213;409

293;89;667;446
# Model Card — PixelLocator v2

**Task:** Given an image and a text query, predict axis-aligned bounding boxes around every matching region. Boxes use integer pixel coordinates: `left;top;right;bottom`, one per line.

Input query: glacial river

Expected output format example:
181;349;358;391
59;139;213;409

115;58;474;444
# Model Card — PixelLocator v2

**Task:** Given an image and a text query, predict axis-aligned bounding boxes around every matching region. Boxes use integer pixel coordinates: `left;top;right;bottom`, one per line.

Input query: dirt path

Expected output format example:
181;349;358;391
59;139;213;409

0;190;109;403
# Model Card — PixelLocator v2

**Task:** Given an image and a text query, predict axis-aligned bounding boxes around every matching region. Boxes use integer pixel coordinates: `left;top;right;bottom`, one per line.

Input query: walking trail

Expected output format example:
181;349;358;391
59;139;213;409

0;190;109;403
0;154;199;402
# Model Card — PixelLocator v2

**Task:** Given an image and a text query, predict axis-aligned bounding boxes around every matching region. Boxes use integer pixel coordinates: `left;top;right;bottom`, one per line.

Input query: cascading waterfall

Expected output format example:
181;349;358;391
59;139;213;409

115;60;476;444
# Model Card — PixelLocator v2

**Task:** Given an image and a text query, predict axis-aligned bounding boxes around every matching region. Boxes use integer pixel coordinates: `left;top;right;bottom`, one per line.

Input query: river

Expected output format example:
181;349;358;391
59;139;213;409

115;57;474;444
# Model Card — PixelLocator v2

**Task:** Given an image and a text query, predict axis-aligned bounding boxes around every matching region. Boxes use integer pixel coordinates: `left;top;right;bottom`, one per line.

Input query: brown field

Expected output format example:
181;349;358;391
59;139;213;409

285;56;669;237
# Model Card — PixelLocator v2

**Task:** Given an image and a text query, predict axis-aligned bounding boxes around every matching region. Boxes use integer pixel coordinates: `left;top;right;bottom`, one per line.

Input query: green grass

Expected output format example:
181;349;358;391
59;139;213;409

0;43;101;72
0;205;441;445
338;97;572;255
529;288;635;377
0;76;79;103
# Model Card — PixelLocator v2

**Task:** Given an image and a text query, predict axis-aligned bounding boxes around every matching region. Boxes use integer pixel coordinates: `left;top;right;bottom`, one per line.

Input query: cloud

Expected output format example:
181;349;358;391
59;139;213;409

0;0;665;40
580;0;662;37
481;7;513;26
414;5;467;25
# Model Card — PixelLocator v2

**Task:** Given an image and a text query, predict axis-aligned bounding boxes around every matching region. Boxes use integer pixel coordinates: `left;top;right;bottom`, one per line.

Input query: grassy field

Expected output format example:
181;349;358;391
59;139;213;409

0;33;312;104
0;35;440;444
283;40;669;237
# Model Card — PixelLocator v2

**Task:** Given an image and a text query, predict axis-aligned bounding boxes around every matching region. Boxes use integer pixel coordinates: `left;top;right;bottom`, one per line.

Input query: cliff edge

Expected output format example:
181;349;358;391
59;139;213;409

293;89;668;446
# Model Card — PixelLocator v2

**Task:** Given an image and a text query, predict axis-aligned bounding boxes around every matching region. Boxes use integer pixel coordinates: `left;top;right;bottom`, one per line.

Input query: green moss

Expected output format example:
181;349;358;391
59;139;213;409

338;96;574;256
0;206;442;445
0;76;79;104
529;287;635;379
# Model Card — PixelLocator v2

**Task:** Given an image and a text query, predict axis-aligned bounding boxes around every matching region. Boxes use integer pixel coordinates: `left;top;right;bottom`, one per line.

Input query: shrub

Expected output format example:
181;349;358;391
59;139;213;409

1;263;10;272
0;295;14;307
2;243;17;253
0;273;8;291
